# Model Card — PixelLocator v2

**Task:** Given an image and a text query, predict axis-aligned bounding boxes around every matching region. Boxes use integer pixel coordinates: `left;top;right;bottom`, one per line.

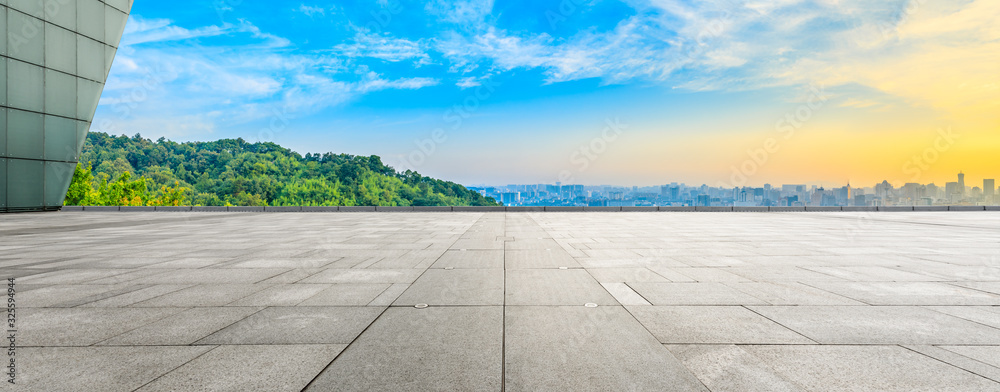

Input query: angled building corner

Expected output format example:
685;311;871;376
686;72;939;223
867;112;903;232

2;0;132;212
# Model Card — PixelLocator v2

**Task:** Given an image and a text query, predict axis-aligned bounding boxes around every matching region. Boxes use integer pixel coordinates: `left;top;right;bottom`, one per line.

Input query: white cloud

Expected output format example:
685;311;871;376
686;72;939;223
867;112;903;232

425;0;494;25
97;18;438;139
122;16;232;46
430;0;999;118
297;4;326;17
456;76;481;89
334;33;430;64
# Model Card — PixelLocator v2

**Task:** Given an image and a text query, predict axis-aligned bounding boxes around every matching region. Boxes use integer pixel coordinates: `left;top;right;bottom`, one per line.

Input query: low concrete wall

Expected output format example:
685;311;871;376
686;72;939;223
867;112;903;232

191;206;228;212
264;206;301;212
949;206;985;211
769;207;805;212
155;206;193;212
842;207;877;212
695;207;733;212
119;206;155;212
300;206;339;212
734;207;769;212
660;206;696;212
453;206;504;212
83;206;120;212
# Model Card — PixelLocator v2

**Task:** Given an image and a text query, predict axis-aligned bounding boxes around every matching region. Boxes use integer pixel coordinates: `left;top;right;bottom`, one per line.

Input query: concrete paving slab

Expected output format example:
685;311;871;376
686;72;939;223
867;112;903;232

197;306;383;344
17;284;136;307
600;283;652;305
504;306;707;391
904;345;1000;383
17;346;212;392
505;238;563;250
76;285;192;307
257;268;323;284
666;267;753;282
129;268;288;284
505;269;618;306
99;307;261;346
307;307;502;391
430;249;504;269
726;266;845;282
140;257;233;269
804;281;1000;305
366;283;410;306
505;249;582;269
131;284;273;307
628;282;769;305
450;238;504;249
139;345;346;392
925;306;1000;328
724;281;866;305
588;267;672;283
224;258;337;269
393;269;504;306
802;266;943;281
629;306;814;344
951;282;1000;295
299;269;423;284
744;345;1000;392
646;265;699;281
666;345;805;392
750;305;1000;345
938;345;1000;368
20;308;184;346
296;284;391;306
228;284;332;306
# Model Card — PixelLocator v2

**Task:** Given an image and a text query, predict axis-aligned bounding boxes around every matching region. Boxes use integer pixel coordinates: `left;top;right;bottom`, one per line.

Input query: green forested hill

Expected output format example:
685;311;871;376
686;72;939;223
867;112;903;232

66;132;498;207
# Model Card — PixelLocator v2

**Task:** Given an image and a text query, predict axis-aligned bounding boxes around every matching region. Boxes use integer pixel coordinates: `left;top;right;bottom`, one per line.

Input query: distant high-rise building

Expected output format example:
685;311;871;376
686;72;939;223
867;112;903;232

926;183;940;200
697;194;710;207
854;194;868;207
500;192;520;205
945;182;960;202
984;179;995;203
875;181;893;200
958;172;966;197
902;183;925;205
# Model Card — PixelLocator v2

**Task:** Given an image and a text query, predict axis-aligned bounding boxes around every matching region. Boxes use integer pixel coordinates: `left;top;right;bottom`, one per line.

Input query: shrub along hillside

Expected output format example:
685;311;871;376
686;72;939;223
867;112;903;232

65;132;498;207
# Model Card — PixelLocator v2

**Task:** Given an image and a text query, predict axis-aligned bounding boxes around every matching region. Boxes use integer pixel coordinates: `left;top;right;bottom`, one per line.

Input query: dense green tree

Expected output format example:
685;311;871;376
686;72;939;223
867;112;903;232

65;132;498;207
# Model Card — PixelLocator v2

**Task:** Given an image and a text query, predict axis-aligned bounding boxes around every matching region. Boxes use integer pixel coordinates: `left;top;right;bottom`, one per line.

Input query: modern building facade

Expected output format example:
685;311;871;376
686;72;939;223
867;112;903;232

2;0;131;212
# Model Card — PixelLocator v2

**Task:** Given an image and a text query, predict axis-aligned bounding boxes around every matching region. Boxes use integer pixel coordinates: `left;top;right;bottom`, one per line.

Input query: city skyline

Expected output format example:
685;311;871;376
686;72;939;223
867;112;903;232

474;171;999;207
92;1;999;186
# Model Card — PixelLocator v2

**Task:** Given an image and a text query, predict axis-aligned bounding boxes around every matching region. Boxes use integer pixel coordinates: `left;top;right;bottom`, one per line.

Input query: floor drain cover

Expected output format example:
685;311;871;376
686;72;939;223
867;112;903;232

415;304;429;309
584;303;598;308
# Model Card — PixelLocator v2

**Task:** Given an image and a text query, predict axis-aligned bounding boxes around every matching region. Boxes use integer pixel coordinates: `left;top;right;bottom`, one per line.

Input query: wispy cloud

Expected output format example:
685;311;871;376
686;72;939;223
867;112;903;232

100;17;438;139
425;0;495;25
333;32;430;64
297;4;327;18
425;0;998;118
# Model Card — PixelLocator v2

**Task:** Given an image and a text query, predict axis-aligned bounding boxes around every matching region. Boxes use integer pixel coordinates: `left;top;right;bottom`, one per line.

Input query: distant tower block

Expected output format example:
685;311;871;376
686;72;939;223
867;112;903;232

958;171;966;196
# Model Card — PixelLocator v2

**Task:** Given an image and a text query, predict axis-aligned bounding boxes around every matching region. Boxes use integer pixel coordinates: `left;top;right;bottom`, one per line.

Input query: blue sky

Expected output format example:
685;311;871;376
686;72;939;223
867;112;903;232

94;0;1000;186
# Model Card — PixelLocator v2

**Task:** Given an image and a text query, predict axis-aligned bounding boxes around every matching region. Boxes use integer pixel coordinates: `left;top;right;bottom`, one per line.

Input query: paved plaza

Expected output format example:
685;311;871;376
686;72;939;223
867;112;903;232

3;211;1000;391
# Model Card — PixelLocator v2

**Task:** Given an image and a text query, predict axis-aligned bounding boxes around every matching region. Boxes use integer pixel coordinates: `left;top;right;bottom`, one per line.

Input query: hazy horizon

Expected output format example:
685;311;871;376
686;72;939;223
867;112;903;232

93;1;999;187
